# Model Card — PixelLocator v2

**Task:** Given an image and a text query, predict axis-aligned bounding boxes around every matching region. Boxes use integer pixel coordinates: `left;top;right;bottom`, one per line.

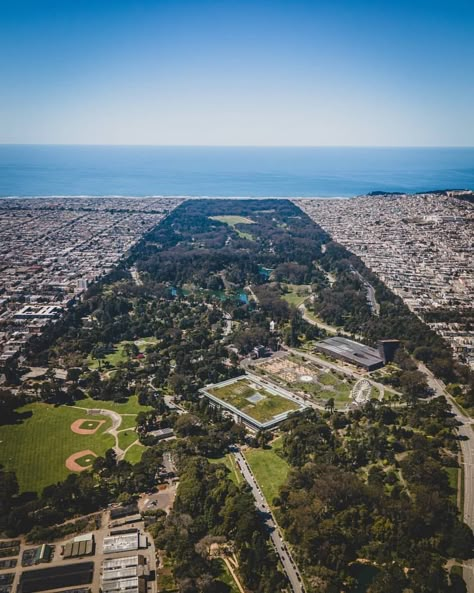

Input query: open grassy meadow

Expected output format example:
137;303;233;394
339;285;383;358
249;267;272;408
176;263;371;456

281;283;311;307
87;337;158;370
244;437;290;505
0;404;114;493
117;429;139;451
73;394;152;415
124;442;146;464
209;215;255;240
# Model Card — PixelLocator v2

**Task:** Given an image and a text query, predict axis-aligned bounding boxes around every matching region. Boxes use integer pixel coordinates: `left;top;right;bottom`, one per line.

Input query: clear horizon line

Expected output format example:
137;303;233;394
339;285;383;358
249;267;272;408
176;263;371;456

1;143;474;149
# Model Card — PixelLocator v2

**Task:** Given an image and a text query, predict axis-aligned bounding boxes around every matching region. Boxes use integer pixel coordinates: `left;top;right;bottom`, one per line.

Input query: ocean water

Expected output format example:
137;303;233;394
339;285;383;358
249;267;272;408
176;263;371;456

0;145;473;198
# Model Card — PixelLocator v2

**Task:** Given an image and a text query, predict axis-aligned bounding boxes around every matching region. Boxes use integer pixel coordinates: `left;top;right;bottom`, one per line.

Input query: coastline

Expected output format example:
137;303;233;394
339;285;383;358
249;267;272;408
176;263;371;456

0;194;353;200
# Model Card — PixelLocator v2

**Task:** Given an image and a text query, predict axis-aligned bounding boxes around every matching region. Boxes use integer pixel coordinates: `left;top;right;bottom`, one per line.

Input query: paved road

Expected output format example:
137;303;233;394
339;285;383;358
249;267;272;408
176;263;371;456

75;406;126;456
418;362;474;592
365;282;380;316
352;269;380;316
298;302;356;338
245;285;259;304
232;448;305;593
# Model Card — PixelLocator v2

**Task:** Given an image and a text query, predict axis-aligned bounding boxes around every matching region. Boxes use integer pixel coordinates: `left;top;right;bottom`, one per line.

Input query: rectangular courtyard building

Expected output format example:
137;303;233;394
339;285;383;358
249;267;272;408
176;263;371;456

314;336;385;371
200;374;306;431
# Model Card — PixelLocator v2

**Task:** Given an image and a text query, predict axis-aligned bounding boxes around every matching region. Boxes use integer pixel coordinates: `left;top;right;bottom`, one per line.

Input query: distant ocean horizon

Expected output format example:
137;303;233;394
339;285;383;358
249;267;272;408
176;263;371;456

1;145;473;198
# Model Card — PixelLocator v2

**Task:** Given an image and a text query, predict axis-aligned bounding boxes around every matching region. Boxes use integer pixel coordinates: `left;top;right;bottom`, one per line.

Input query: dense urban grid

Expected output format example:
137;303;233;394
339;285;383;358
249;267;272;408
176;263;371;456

296;191;474;369
0;197;183;365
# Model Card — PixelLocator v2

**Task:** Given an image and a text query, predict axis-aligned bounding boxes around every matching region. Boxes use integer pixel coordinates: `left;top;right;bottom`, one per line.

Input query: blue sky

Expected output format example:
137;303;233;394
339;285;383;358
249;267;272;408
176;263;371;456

0;0;473;146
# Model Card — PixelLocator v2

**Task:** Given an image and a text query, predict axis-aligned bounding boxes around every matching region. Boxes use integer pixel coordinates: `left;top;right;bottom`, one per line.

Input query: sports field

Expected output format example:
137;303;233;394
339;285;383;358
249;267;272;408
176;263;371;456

206;377;299;423
0;404;114;493
0;394;152;493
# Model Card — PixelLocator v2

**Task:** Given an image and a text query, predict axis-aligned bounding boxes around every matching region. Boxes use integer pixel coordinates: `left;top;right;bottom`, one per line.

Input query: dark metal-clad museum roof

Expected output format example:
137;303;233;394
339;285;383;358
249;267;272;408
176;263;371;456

315;336;385;371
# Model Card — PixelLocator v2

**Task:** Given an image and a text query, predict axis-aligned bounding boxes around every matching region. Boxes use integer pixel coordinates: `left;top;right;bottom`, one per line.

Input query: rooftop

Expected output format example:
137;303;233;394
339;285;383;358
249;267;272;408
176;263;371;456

200;374;306;429
316;336;384;369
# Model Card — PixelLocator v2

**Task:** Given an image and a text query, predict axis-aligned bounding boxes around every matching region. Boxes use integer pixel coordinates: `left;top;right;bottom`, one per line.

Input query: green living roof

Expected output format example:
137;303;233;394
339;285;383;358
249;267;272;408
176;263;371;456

201;374;305;428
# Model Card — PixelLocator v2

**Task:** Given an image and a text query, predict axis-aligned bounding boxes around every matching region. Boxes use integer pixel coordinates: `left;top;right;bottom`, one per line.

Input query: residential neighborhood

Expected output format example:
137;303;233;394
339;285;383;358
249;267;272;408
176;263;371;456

0;197;183;365
297;192;474;368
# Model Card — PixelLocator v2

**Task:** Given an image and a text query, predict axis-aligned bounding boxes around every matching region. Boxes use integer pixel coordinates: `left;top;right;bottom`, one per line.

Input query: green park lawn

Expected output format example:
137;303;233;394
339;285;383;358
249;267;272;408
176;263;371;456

446;466;459;506
88;345;127;370
117;429;139;451
119;415;142;430
124;443;145;464
318;371;339;386
73;394;152;415
209;215;255;240
281;284;311;308
244;437;290;505
208;379;299;423
209;454;243;485
88;337;158;370
209;215;255;226
0;404;114;493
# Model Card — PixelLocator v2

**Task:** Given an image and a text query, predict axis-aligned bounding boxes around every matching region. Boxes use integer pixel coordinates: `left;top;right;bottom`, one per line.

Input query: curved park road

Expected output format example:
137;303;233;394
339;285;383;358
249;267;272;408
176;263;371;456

297;301;364;341
232;447;305;593
417;363;474;593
